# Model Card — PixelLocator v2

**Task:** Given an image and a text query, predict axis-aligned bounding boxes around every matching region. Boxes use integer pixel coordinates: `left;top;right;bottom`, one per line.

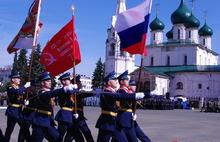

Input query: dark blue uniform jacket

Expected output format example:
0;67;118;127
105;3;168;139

5;84;26;119
95;88;136;131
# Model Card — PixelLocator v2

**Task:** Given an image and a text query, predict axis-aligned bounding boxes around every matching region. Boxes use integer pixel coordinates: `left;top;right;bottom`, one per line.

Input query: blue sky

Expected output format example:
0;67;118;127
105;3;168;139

0;0;220;78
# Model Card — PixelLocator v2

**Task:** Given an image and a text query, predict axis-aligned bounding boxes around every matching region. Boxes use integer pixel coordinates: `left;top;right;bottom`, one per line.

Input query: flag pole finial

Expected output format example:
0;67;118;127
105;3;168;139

71;5;75;15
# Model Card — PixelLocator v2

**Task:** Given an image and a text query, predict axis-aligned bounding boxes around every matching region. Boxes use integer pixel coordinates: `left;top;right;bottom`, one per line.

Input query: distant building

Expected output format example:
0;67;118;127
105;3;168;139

105;0;220;102
131;0;220;100
79;75;92;91
54;74;92;92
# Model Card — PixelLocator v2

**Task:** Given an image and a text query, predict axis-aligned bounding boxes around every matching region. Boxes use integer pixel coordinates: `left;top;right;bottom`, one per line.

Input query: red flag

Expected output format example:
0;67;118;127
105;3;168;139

40;16;81;77
7;0;42;54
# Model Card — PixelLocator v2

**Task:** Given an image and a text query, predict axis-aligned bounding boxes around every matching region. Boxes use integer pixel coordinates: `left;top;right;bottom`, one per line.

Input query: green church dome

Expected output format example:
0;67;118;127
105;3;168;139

166;27;173;39
184;13;200;28
171;0;191;24
150;16;165;31
199;23;213;36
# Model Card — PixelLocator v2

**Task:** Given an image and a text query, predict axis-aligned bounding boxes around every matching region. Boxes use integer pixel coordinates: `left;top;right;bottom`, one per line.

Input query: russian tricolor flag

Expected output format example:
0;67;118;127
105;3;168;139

112;0;152;56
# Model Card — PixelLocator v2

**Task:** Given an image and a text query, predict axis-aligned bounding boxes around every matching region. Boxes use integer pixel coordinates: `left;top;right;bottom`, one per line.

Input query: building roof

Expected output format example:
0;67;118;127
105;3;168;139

184;13;200;28
143;65;220;77
171;0;191;25
146;41;219;56
199;22;213;36
150;16;165;31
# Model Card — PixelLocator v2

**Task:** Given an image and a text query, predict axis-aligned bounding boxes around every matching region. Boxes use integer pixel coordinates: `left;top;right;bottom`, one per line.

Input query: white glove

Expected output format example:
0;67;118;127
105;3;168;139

24;82;31;88
24;99;29;105
70;84;78;89
73;113;79;119
135;92;144;100
132;113;137;121
64;85;72;93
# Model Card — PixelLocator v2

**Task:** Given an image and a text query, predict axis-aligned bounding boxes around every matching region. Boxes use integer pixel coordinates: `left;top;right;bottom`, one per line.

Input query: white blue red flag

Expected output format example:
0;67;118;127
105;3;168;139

7;0;42;54
112;0;152;55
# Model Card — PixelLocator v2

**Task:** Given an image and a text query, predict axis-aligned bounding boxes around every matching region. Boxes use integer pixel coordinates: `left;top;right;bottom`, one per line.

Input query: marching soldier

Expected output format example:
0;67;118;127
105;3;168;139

74;75;94;142
55;73;84;142
95;71;145;142
64;75;95;142
19;80;38;142
116;70;138;142
31;72;78;142
128;78;151;142
4;71;31;142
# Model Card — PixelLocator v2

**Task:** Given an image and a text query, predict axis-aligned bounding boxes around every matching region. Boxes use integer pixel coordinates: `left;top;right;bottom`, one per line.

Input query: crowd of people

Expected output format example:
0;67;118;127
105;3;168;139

200;100;220;113
0;70;152;142
140;98;175;110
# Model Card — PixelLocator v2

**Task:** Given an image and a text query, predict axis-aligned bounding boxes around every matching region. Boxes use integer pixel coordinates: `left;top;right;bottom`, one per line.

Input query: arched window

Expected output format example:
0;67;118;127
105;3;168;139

167;56;170;66
112;32;115;37
184;55;187;65
109;44;115;56
176;82;183;89
178;29;180;39
150;56;154;66
189;31;191;38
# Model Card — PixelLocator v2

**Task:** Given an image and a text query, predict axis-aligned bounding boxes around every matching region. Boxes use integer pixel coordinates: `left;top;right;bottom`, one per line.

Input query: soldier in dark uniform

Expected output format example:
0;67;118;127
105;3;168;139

55;73;84;142
74;75;94;142
116;70;138;142
64;75;95;142
31;72;78;142
95;71;145;142
4;71;31;142
19;79;38;142
128;78;151;142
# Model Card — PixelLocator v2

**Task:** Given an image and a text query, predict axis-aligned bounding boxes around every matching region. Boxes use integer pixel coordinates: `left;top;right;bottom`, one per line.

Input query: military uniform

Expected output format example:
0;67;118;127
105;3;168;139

75;92;94;142
117;86;137;142
4;71;30;142
55;73;84;142
96;87;136;142
31;72;78;142
19;82;38;142
96;71;144;142
64;75;94;142
129;78;151;142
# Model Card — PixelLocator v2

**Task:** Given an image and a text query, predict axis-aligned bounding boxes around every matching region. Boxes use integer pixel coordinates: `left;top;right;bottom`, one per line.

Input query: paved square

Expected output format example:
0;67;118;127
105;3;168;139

0;105;219;142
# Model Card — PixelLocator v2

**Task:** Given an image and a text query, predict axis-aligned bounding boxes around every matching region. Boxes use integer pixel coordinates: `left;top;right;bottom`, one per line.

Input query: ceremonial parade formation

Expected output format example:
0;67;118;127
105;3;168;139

0;70;151;142
1;0;154;141
1;0;220;141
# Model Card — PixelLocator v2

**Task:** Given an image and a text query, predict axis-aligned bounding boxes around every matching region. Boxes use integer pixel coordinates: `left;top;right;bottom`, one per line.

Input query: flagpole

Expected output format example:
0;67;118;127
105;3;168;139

26;0;42;101
133;53;144;116
132;0;152;115
71;5;78;115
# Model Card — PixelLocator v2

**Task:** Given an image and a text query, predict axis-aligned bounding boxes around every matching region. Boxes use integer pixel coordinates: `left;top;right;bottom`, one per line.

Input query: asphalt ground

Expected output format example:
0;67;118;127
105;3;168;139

0;103;219;142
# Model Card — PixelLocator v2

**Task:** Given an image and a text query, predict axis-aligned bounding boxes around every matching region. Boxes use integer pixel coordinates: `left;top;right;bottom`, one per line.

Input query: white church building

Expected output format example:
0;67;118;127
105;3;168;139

105;0;220;101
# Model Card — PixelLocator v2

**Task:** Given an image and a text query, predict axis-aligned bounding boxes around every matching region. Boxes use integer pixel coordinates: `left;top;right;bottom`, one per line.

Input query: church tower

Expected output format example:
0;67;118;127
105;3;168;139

171;0;191;41
198;12;213;50
104;0;135;76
